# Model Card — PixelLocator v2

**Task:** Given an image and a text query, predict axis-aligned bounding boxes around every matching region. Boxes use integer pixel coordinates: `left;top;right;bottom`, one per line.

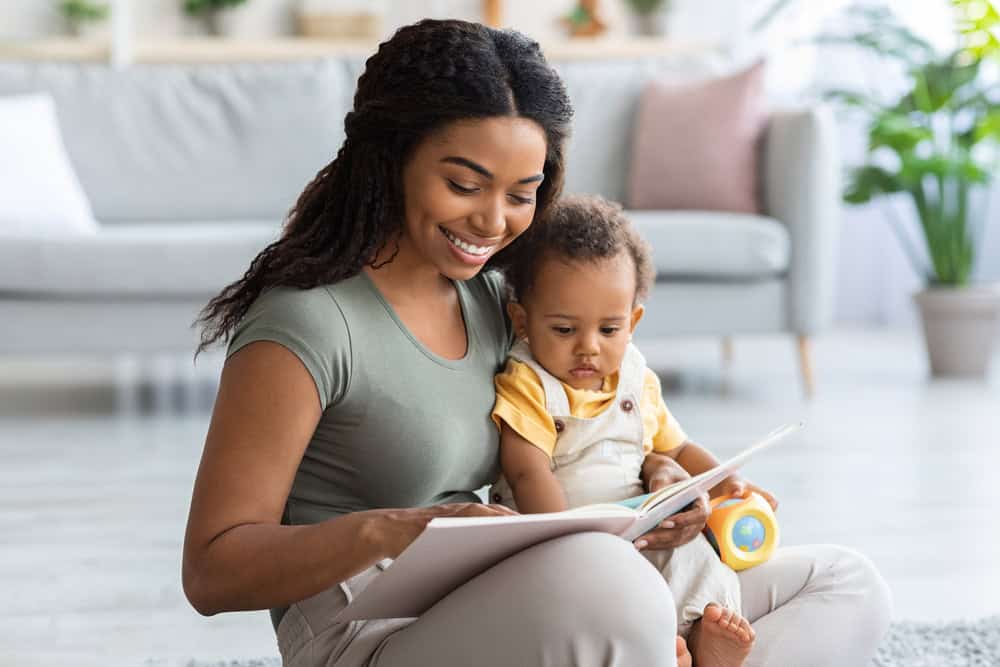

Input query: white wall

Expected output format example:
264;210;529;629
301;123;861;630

0;0;637;40
0;0;753;42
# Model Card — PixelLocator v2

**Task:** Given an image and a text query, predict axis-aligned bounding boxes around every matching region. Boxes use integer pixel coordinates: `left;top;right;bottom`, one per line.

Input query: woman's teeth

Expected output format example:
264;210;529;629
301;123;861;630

442;228;493;256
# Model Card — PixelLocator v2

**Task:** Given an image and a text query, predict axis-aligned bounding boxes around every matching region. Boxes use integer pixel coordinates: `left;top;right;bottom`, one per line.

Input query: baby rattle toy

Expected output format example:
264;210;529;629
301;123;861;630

704;492;779;571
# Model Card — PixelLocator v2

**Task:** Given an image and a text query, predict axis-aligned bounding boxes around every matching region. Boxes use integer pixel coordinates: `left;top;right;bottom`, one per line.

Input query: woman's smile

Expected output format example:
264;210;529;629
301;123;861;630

439;226;501;265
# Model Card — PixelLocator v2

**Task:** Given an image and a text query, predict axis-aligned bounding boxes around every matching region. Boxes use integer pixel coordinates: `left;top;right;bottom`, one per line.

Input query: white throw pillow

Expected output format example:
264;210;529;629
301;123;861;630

0;93;98;237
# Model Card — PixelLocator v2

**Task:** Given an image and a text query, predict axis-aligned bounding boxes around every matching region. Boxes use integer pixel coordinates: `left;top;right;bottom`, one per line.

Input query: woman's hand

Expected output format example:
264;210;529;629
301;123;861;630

367;503;517;560
633;492;710;552
712;475;779;511
635;453;708;551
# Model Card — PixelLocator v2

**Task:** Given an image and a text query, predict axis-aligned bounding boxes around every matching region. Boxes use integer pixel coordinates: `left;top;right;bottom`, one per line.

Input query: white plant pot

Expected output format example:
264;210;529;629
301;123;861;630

207;3;286;38
914;286;1000;378
629;10;671;37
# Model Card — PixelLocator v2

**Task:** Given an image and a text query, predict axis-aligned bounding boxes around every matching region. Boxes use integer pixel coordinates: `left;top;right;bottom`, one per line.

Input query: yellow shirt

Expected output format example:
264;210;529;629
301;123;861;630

492;358;688;459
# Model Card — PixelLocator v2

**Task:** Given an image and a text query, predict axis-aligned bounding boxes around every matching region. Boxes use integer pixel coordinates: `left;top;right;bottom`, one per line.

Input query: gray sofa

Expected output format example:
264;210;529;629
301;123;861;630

0;56;837;391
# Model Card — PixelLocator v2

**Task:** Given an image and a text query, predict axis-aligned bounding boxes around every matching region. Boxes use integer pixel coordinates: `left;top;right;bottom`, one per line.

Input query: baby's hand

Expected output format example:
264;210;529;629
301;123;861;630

713;475;778;511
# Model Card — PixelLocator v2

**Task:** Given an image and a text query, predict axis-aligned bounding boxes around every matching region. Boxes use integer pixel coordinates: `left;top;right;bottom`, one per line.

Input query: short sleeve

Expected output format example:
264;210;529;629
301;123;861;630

226;286;351;412
491;359;558;457
640;369;688;453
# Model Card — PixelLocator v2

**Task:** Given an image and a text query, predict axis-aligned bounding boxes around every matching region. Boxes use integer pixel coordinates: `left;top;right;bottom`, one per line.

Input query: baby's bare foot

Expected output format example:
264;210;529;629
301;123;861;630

676;635;692;667
686;603;755;667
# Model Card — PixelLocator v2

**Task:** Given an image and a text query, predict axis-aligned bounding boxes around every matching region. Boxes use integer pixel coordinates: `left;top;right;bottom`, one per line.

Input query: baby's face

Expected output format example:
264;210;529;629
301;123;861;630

510;253;643;391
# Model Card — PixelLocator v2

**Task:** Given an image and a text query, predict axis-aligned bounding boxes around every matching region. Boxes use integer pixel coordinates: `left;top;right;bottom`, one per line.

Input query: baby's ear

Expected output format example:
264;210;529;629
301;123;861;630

507;301;529;339
629;304;645;334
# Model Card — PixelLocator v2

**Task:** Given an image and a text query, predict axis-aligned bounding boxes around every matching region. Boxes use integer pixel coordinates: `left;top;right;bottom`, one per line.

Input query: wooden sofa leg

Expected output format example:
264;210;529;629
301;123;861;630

721;336;733;369
797;335;815;398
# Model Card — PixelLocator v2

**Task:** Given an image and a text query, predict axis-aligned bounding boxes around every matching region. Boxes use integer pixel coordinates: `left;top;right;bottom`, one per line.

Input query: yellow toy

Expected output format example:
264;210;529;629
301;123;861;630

704;492;779;571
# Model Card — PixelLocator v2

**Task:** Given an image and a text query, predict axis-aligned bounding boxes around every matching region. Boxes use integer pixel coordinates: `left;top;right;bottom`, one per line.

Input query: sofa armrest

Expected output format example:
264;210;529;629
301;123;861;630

762;105;840;335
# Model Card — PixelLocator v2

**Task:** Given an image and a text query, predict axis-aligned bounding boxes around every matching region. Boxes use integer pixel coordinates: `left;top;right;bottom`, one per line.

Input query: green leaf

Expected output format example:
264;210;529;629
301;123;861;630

823;89;886;113
868;113;932;154
844;165;903;204
908;53;981;112
972;109;1000;142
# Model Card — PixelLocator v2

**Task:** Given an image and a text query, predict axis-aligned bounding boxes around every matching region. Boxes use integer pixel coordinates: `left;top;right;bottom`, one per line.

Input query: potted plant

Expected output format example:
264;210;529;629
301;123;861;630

59;0;110;39
624;0;670;37
182;0;252;36
822;4;1000;378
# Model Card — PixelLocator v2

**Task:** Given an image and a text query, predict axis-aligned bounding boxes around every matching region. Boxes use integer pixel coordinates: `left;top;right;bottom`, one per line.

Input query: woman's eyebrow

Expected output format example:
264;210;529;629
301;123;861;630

440;156;544;184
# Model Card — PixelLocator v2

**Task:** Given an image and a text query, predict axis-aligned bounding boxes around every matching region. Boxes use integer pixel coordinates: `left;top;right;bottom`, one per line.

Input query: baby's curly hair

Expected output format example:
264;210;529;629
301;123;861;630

502;194;655;304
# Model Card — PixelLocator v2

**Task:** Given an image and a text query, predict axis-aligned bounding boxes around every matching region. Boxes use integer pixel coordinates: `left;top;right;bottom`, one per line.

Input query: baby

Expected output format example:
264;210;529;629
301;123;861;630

490;195;778;667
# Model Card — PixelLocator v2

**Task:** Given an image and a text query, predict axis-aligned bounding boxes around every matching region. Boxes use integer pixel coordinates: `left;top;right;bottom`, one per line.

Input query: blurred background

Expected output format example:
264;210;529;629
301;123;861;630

1;1;998;665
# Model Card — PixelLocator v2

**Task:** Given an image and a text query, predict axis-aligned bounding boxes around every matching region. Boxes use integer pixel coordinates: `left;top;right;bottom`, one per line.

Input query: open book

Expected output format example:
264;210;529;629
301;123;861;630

334;422;803;622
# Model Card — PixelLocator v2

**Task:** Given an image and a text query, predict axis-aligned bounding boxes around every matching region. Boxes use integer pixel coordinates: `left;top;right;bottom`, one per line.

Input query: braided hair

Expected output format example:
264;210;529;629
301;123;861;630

196;19;573;354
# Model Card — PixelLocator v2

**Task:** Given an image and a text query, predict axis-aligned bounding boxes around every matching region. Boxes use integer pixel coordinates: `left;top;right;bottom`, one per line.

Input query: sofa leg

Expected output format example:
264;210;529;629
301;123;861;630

720;337;735;396
797;335;815;398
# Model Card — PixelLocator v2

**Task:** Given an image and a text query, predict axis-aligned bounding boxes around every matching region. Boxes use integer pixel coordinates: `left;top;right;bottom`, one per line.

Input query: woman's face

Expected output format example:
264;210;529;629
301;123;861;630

400;117;548;281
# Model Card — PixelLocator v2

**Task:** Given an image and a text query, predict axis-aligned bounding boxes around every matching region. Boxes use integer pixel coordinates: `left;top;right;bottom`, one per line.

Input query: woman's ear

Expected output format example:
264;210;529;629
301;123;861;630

507;301;529;339
629;304;645;338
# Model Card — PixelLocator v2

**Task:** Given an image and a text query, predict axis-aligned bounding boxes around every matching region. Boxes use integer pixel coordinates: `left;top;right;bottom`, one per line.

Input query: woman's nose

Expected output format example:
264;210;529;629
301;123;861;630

470;196;505;237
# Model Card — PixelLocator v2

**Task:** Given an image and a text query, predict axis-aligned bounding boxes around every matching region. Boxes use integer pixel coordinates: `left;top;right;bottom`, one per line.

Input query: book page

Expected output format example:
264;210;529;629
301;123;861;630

334;511;635;621
622;422;803;541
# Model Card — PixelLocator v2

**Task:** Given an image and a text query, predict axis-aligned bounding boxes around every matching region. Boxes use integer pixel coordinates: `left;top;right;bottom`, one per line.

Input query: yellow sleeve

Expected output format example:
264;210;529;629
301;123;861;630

492;359;558;458
640;369;688;454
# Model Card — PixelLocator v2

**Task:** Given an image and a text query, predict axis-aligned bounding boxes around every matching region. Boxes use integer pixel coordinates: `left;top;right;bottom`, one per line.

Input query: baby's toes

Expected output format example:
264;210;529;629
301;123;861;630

736;616;755;644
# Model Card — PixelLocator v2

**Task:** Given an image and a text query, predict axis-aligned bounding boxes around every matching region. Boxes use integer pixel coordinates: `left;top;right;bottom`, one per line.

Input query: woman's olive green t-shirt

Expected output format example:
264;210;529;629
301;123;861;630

227;270;511;527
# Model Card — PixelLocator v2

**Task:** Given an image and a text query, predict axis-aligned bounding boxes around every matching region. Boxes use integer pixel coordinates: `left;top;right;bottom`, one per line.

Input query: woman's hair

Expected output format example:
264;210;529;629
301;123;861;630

503;194;655;305
196;19;573;354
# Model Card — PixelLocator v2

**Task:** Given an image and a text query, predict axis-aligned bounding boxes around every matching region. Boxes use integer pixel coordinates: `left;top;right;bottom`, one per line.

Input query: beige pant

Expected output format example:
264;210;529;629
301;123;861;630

276;535;891;667
644;535;742;637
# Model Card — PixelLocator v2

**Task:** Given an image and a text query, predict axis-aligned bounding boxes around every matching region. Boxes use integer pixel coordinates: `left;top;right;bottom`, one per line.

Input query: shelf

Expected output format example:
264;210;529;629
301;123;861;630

0;36;716;64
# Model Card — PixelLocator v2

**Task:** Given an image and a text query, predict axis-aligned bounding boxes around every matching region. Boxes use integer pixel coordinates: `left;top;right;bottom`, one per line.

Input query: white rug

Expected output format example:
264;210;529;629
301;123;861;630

179;616;1000;667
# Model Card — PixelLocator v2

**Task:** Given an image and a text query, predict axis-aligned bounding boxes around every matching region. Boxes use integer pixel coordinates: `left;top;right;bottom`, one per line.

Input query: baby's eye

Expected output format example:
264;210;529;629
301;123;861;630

600;327;620;336
552;326;573;335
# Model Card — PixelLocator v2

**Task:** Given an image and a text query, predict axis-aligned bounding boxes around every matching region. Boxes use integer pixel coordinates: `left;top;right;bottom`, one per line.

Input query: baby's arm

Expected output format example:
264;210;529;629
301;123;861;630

499;421;567;514
666;442;778;509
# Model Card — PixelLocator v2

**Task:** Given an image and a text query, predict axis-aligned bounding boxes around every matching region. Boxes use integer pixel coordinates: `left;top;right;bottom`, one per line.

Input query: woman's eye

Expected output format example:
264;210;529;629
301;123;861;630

600;327;620;336
552;326;573;335
507;193;535;206
447;180;479;195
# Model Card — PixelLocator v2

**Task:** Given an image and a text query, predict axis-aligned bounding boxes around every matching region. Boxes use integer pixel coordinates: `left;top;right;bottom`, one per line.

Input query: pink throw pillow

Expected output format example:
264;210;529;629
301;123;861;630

628;61;767;213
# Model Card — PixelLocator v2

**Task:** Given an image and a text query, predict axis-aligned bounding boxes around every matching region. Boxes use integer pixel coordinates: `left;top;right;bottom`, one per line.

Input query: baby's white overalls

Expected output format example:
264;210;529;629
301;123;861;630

490;340;742;635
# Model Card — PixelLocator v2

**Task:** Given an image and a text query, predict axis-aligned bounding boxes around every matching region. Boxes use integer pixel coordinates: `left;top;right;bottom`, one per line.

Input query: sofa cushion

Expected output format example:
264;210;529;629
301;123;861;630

628;61;768;213
627;210;789;279
0;221;279;296
555;55;723;205
0;93;98;237
0;60;358;223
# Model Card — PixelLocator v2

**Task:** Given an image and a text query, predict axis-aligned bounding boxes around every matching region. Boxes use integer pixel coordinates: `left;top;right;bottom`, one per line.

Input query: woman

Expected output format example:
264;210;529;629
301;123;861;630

183;19;891;667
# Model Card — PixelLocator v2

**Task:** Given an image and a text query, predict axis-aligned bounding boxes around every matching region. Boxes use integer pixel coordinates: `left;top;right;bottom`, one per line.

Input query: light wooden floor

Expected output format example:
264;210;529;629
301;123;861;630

1;328;999;667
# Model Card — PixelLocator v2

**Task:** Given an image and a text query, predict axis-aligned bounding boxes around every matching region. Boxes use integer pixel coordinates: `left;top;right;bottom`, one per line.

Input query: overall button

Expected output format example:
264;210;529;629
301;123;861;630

554;419;565;433
621;399;634;412
492;493;502;503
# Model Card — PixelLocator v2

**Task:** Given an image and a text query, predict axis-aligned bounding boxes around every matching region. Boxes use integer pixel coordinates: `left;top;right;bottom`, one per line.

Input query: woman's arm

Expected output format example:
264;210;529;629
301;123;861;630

182;341;511;615
499;422;567;513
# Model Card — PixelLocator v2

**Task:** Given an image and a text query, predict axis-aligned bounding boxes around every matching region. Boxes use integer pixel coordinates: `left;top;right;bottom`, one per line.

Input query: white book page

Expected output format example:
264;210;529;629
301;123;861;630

335;511;634;621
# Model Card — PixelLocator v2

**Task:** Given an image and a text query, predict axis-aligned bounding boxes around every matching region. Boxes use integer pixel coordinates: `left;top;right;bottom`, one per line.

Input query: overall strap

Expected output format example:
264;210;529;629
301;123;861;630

509;340;571;416
616;342;648;401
